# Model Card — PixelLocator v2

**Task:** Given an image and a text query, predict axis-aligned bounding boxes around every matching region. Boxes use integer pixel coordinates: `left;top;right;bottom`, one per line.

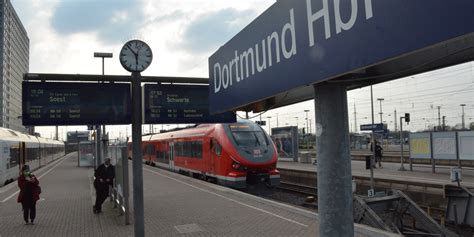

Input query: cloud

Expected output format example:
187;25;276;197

178;8;258;54
51;0;143;43
146;10;186;24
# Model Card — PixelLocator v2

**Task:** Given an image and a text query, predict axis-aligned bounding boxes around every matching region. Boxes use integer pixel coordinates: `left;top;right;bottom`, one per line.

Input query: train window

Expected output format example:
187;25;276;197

231;131;268;147
173;141;203;159
184;142;192;157
146;144;155;155
175;142;183;157
10;146;19;168
155;150;165;164
192;141;202;159
27;148;38;161
214;141;222;157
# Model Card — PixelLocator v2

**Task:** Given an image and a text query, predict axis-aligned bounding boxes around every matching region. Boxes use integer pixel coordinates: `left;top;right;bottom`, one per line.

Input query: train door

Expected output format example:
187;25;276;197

210;139;221;175
169;142;175;170
145;144;154;164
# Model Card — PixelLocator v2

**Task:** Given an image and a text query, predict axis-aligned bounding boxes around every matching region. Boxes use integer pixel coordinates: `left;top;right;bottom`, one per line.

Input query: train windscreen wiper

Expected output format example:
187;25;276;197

253;133;261;146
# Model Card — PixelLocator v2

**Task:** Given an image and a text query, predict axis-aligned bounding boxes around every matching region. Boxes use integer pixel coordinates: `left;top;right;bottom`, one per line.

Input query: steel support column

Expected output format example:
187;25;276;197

131;72;144;236
96;126;102;167
314;83;353;236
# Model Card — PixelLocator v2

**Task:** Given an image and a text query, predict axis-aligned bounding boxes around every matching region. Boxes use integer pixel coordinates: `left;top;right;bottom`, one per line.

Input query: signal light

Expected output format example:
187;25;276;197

405;113;410;124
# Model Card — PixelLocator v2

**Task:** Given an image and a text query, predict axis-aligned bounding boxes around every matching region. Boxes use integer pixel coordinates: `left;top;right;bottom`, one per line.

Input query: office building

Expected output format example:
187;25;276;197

0;0;29;132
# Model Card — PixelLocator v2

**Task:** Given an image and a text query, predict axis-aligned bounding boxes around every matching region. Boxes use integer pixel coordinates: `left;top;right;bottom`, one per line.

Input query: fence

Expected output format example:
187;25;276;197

108;146;130;225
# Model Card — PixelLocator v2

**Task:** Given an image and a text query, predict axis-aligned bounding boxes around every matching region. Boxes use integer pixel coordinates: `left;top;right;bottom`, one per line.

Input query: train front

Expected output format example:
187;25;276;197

222;119;280;188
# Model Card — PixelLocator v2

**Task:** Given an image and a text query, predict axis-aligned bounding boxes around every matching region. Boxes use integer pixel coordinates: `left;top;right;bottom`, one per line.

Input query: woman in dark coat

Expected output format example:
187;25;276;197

17;165;40;225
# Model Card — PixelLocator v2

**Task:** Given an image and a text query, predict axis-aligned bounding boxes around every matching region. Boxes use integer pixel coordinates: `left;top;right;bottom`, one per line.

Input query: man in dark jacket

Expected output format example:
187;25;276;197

93;158;115;213
375;142;383;168
370;141;383;168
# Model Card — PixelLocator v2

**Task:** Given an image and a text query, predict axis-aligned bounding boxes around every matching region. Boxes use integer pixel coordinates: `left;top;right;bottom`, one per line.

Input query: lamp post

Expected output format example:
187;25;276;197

309;119;312;134
461;104;466;129
94;52;113;74
93;52;113;166
295;117;299;128
377;98;385;150
369;86;375;195
304;110;310;134
377;98;384;123
267;116;272;135
399;116;406;171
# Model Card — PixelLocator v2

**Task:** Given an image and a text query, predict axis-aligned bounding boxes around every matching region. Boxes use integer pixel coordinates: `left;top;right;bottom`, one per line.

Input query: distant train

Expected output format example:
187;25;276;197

129;119;280;188
0;127;65;186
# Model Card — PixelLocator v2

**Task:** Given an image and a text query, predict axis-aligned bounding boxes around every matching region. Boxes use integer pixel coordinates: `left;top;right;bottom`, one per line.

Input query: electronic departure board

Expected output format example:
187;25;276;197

144;84;236;124
22;82;131;126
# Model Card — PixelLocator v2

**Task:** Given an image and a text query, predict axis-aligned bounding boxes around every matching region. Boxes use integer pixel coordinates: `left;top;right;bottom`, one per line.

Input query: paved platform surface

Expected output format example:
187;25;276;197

278;160;474;187
0;153;397;236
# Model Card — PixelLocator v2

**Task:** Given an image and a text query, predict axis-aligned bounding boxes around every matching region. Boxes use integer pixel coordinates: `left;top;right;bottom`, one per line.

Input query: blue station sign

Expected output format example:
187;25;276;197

208;0;474;114
360;123;385;132
22;82;131;126
360;123;388;134
144;84;236;124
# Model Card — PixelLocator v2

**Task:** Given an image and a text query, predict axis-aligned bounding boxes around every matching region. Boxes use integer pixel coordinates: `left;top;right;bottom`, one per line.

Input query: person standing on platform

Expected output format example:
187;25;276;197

371;141;383;168
93;158;115;213
17;165;40;225
376;141;383;168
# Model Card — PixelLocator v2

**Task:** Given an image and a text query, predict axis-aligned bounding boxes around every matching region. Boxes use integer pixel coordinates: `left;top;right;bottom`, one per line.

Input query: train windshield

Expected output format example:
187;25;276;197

229;124;269;147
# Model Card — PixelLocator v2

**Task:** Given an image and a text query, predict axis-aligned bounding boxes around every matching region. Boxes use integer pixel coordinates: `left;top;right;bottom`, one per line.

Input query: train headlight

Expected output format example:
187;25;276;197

232;161;241;169
231;160;247;171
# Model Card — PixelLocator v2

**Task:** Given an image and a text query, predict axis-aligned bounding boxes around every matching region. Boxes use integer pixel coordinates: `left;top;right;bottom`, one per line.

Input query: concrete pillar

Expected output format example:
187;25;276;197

314;83;353;236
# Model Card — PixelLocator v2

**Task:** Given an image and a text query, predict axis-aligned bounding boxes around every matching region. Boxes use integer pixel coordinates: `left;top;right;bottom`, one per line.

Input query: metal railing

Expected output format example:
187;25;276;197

108;146;130;225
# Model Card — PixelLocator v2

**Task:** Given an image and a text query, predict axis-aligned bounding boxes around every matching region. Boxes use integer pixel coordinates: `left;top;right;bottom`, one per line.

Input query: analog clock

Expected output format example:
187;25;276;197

119;40;153;72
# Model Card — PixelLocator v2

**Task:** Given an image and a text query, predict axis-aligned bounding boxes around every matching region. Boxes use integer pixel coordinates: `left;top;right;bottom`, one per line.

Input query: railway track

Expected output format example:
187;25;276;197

277;181;317;196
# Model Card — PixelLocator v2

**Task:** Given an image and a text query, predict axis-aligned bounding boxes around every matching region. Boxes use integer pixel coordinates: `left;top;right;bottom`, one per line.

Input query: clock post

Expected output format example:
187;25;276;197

131;71;144;237
119;39;153;237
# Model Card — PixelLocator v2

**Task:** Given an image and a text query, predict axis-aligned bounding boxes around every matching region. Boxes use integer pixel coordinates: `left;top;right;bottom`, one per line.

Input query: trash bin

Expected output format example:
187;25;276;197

365;156;371;170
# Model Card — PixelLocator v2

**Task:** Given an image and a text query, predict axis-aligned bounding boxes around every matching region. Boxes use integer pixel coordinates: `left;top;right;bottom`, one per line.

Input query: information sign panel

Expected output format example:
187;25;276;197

360;123;384;131
22;82;131;125
208;1;474;114
432;132;457;160
144;84;236;124
67;131;90;143
409;133;431;159
458;131;474;160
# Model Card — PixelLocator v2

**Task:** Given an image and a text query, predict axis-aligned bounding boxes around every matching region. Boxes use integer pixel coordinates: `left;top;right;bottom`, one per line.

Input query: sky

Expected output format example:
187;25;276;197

11;0;474;141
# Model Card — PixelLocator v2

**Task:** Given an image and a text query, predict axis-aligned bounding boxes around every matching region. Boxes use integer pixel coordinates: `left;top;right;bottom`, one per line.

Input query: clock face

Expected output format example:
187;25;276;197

119;40;153;72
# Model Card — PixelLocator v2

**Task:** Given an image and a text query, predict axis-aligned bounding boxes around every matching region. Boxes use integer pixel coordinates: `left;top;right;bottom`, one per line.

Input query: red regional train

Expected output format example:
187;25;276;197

130;119;280;188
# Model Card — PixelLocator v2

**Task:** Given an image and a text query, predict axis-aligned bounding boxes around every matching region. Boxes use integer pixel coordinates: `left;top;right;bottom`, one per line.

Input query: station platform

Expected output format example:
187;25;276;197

278;159;474;188
0;153;396;236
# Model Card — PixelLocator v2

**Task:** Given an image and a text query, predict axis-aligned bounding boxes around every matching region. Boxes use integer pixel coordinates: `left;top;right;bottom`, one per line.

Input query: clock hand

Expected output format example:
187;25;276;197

126;44;138;56
126;44;139;67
